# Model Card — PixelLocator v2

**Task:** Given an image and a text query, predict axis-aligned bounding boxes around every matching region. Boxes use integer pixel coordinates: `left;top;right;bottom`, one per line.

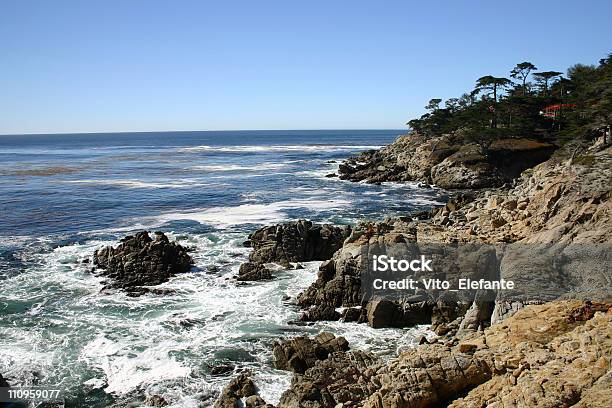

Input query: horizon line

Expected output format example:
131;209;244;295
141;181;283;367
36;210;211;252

0;127;408;137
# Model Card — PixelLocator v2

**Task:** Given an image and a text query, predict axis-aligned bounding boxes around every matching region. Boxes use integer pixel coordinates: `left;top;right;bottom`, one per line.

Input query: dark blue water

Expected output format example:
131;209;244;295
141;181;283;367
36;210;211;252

0;130;444;407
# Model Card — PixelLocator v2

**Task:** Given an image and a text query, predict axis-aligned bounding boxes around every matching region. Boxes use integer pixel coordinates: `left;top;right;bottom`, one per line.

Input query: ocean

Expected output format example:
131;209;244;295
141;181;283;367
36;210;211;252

0;130;446;407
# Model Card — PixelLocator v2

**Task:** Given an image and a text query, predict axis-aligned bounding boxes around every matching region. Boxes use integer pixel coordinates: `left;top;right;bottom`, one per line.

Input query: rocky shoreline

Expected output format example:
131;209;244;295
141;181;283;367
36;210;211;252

337;134;556;189
4;134;605;407
215;134;610;407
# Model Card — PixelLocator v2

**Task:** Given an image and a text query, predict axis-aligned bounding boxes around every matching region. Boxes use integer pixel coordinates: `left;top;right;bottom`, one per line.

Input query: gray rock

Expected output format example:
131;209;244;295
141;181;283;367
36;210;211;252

246;220;351;265
237;262;273;281
93;231;193;293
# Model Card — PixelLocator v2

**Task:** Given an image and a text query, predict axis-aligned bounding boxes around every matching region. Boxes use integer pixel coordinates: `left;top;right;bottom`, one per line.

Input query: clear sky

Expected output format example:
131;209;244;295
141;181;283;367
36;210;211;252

1;0;610;135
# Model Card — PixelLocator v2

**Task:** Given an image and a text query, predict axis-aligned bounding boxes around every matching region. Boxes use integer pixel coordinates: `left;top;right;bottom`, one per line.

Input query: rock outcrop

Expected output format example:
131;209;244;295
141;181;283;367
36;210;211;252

0;373;9;388
299;142;612;330
364;300;611;408
426;141;612;244
93;231;194;293
245;220;351;265
237;262;273;281
217;139;611;408
278;350;380;408
237;220;351;281
338;133;555;189
275;301;611;408
214;373;273;408
273;332;349;374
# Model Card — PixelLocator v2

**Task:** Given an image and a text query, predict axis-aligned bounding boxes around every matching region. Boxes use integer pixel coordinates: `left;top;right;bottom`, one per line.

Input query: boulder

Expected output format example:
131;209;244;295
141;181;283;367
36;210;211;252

214;373;268;408
144;395;168;407
0;373;9;388
273;332;349;373
237;262;273;281
341;307;363;322
244;395;269;408
299;304;341;322
93;231;193;293
246;220;351;264
366;299;433;329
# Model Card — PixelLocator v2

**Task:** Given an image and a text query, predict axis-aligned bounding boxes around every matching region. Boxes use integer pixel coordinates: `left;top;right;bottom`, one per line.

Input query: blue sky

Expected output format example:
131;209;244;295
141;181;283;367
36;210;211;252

1;0;610;134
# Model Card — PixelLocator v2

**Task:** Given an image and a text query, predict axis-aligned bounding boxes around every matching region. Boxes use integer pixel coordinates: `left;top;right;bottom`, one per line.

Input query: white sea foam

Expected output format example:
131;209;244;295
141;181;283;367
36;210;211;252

0;228;434;407
191;163;289;172
64;179;213;189
81;335;192;395
149;199;350;228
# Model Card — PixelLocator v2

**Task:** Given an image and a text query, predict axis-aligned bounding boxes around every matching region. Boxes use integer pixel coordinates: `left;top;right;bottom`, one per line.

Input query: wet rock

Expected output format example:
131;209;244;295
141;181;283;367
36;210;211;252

0;373;9;388
366;299;433;328
209;363;235;376
93;231;193;293
207;265;221;274
244;395;269;408
125;287;177;297
247;220;351;265
144;394;168;407
341;307;362;322
214;373;261;408
273;332;349;373
299;304;341;322
237;262;273;281
297;247;363;322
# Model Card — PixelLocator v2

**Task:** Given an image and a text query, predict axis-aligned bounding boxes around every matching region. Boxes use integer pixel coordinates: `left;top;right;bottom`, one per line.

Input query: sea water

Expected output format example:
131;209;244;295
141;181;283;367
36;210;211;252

0;130;445;407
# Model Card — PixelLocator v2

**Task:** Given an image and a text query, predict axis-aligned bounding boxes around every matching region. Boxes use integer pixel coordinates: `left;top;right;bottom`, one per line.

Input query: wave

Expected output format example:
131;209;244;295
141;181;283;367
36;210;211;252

0;230;432;406
149;199;351;228
178;144;381;153
64;179;214;189
191;163;289;172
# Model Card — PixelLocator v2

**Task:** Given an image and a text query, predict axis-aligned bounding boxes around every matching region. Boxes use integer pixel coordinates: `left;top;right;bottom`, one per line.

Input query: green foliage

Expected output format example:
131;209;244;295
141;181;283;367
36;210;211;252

426;98;442;111
406;55;611;147
532;71;562;95
510;62;537;95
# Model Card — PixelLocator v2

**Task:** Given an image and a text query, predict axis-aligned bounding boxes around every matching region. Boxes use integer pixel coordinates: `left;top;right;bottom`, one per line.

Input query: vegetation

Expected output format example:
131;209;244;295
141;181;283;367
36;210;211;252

407;54;612;150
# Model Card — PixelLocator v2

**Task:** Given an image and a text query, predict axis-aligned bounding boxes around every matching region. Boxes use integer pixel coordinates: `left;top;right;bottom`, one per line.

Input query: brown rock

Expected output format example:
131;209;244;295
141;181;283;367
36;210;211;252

273;332;349;373
214;373;262;408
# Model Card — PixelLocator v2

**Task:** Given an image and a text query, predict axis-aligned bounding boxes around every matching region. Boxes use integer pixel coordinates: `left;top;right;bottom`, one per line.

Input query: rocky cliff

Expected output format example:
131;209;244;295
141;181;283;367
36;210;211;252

299;139;611;330
216;137;611;407
338;133;556;189
218;301;610;408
